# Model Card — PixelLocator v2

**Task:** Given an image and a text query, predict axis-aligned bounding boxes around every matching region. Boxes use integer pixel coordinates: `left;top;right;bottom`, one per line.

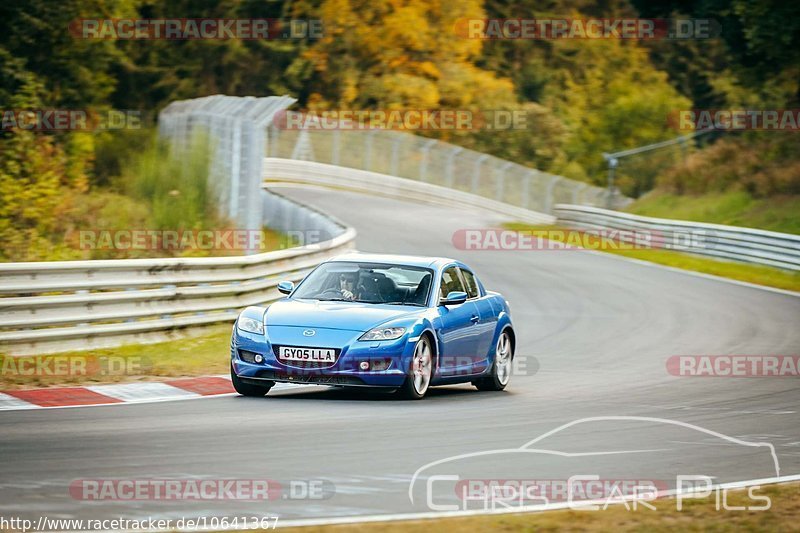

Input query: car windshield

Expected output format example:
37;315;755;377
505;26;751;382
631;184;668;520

292;262;433;306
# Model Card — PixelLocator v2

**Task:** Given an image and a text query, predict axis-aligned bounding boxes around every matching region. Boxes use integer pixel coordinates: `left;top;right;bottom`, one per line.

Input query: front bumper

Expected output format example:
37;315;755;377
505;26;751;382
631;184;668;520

231;327;412;388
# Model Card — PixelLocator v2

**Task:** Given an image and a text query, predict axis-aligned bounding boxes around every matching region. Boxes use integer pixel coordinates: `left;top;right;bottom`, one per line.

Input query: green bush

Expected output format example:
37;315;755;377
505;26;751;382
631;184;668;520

120;133;217;231
0;127;229;261
658;135;800;197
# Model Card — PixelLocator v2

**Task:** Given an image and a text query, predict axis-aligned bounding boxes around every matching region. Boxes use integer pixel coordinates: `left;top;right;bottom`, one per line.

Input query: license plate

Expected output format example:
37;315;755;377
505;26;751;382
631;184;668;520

278;346;336;362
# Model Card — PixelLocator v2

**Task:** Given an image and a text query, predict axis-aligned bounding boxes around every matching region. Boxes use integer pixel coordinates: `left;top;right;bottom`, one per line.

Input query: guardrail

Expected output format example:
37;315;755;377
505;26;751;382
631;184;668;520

0;190;355;356
555;204;800;271
262;158;556;225
268;119;627;212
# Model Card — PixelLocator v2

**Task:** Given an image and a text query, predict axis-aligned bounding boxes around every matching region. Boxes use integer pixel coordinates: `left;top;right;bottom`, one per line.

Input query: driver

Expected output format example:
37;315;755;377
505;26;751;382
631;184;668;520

339;272;358;301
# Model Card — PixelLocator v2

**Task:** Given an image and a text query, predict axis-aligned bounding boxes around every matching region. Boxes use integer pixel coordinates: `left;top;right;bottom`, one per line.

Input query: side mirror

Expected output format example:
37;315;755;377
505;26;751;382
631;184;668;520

277;281;294;295
440;291;468;306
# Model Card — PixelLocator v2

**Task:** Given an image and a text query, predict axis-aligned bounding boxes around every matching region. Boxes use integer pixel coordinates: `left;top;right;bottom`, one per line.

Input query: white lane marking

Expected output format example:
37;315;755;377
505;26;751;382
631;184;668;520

356;474;416;483
735;434;787;439
333;485;393;495
676;408;795;415
0;392;40;411
85;383;200;402
612;402;797;416
667;440;751;447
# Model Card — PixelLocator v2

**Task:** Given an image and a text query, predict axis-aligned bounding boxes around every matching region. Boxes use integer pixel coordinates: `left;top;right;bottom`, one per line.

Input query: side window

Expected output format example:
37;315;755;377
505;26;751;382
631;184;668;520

440;266;465;299
460;269;479;299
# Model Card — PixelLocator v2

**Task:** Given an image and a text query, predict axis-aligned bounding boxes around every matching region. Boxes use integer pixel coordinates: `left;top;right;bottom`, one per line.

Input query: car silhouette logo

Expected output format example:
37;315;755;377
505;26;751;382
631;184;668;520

303;329;316;337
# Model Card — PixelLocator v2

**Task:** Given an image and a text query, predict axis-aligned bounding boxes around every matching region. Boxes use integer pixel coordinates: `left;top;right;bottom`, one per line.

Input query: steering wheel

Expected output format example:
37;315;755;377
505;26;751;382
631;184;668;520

319;288;344;298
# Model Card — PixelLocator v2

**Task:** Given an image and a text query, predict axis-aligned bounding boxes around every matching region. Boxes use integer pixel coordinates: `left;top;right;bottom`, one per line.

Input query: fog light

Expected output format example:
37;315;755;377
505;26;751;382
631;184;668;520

254;354;264;363
371;359;391;371
359;361;370;370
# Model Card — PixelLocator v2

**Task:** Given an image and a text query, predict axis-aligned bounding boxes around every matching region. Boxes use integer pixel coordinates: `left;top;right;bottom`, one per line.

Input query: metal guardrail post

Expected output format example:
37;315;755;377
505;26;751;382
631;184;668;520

364;130;375;171
419;139;436;182
269;123;279;158
390;135;401;176
472;154;488;194
572;183;587;205
544;175;561;215
445;146;463;189
494;161;512;201
602;155;618;209
331;128;341;166
229;118;242;221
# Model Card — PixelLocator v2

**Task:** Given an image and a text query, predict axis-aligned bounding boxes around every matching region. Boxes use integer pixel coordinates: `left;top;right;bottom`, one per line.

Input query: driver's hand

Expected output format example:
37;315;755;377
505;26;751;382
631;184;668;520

341;289;354;300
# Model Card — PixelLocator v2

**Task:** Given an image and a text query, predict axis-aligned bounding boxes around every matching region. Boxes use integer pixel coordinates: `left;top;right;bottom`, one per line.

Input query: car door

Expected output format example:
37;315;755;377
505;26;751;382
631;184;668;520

435;265;481;377
459;267;496;373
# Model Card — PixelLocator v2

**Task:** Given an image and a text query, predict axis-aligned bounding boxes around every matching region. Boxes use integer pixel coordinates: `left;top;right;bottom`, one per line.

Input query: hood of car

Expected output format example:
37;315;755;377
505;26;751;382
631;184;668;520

264;298;424;332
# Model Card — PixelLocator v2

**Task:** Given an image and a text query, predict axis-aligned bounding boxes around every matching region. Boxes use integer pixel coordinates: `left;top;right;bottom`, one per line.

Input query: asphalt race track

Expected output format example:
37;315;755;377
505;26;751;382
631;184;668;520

2;187;799;524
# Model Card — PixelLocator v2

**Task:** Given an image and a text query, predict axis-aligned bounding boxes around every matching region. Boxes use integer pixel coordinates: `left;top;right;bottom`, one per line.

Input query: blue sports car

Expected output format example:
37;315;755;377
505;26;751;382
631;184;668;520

230;253;515;399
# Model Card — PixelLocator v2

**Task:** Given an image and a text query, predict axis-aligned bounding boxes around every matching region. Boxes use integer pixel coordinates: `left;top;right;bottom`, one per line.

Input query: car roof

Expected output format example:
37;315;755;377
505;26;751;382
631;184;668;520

327;252;458;270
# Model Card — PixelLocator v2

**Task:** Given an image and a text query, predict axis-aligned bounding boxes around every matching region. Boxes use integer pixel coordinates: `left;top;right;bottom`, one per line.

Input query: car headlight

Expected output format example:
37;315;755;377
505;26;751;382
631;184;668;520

359;327;406;341
237;316;264;335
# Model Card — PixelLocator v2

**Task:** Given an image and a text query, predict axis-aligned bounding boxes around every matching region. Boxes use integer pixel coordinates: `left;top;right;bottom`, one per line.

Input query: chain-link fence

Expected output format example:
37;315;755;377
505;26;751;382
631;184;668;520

268;126;617;214
159;95;297;229
160;95;623;231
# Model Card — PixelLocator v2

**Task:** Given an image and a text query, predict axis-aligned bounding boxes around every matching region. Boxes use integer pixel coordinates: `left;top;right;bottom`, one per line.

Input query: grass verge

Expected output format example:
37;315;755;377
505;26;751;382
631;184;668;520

0;324;232;390
625;191;800;235
504;223;800;293
285;482;800;532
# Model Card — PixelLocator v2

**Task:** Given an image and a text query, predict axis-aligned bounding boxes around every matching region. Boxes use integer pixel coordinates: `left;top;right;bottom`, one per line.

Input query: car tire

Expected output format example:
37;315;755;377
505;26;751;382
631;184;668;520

397;335;433;400
474;330;513;391
231;365;273;397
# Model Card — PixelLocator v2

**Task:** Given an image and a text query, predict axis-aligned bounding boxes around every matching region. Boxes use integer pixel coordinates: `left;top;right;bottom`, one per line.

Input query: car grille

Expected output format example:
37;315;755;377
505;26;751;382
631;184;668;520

249;371;364;386
272;345;342;369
